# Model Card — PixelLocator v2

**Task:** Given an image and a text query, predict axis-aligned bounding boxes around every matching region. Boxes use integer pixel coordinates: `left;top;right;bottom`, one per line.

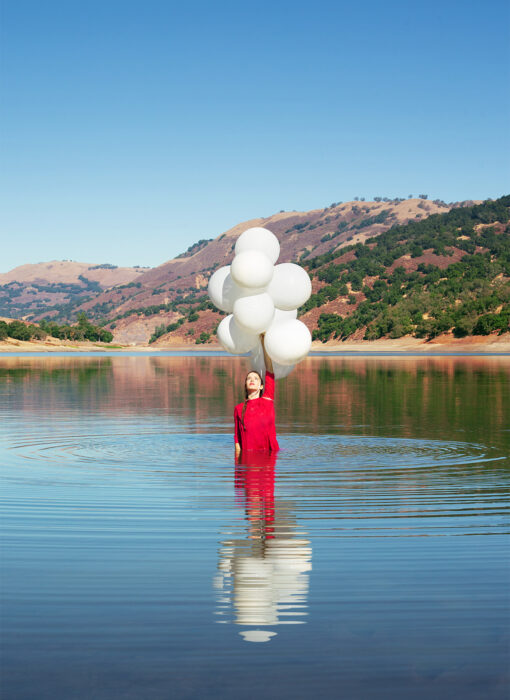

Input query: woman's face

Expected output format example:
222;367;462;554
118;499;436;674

245;372;262;396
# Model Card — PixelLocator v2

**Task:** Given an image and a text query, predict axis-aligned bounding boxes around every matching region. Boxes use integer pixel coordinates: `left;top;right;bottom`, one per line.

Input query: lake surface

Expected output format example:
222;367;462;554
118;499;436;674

1;354;509;700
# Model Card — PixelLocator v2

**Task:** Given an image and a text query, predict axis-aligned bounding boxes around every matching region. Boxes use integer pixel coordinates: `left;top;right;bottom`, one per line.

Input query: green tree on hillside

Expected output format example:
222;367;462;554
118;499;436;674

305;195;510;342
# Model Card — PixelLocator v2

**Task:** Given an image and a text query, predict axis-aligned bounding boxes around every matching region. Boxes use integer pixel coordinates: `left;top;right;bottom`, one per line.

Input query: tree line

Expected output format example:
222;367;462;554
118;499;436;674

0;313;113;343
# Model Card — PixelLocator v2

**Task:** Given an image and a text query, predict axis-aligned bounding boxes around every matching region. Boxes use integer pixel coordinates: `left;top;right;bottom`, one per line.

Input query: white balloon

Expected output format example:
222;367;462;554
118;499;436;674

231;250;274;290
249;341;265;376
273;362;295;379
267;263;312;311
233;292;274;335
269;307;298;329
250;341;295;380
208;266;252;313
235;227;280;265
217;315;258;354
208;266;230;312
265;319;312;366
248;308;299;378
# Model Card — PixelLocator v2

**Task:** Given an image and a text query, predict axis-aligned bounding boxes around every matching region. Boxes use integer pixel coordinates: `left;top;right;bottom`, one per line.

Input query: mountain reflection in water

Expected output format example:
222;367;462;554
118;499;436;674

1;354;509;448
215;452;311;641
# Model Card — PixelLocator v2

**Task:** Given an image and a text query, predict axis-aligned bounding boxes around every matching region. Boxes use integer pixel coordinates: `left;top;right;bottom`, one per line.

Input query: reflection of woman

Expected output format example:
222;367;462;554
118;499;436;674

235;451;276;541
214;450;312;637
234;335;279;456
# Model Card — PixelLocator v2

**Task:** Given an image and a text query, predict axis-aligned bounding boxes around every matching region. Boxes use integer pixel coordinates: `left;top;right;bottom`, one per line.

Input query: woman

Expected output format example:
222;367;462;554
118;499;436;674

234;334;279;456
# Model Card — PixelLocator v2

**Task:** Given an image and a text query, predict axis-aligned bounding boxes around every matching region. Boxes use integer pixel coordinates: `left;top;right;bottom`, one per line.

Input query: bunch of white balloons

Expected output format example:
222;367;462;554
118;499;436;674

208;227;312;379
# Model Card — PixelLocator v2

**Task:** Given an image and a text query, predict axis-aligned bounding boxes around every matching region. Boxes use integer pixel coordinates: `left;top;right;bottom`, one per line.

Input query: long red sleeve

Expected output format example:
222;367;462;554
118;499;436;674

263;371;275;400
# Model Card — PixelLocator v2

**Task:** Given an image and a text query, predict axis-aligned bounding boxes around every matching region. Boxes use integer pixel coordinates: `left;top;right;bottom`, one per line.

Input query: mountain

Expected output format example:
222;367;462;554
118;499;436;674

143;195;509;345
0;261;149;323
301;195;510;341
0;197;462;344
3;195;504;346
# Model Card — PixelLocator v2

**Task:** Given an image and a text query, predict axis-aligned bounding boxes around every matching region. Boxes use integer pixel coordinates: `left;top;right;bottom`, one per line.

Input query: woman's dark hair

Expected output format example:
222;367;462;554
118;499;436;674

241;371;264;429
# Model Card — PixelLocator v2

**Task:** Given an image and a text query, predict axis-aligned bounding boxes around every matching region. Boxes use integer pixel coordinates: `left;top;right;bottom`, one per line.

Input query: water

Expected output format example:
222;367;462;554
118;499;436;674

1;355;509;699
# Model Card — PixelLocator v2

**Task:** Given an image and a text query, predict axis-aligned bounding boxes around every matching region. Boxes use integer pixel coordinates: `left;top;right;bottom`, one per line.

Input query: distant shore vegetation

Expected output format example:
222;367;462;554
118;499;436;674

0;313;113;343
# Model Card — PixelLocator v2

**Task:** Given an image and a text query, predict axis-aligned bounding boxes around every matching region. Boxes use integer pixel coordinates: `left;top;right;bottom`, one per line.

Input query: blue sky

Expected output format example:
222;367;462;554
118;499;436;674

1;0;509;272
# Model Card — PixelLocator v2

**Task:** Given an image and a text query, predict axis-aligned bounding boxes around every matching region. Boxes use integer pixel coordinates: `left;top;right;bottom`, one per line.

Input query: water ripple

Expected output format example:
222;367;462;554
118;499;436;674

5;431;505;471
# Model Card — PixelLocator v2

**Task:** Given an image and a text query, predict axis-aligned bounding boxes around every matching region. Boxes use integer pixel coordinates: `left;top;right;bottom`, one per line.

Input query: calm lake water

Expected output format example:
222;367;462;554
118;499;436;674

1;354;509;700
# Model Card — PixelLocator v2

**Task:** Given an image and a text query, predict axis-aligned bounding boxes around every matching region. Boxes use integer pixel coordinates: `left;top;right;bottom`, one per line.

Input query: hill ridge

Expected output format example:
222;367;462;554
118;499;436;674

2;196;505;345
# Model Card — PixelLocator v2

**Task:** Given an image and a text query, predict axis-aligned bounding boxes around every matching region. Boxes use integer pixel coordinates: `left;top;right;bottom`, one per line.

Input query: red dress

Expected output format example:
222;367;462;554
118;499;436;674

234;371;279;452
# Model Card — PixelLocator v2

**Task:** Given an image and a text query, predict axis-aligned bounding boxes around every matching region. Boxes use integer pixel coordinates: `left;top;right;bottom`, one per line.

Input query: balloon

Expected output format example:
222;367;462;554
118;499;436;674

233;293;274;335
208;266;230;312
250;341;295;380
265;319;312;366
267;263;312;311
217;315;259;354
250;342;265;376
269;307;297;329
273;362;295;379
208;266;251;313
231;250;274;290
235;227;280;265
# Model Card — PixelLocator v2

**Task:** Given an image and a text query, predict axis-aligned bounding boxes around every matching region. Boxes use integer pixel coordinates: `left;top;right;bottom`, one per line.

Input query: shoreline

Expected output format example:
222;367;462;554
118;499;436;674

1;334;510;355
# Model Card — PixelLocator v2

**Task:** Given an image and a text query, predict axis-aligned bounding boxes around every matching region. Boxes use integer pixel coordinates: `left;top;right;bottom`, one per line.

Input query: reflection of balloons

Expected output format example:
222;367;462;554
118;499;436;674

235;227;280;265
265;320;312;365
208;266;251;313
250;341;295;380
239;630;277;643
217;315;258;354
267;263;312;310
234;293;275;335
231;250;274;290
215;536;312;636
234;558;278;625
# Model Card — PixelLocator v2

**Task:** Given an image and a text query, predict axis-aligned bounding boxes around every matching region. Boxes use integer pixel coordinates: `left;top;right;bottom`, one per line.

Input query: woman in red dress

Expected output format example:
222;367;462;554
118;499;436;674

234;335;279;456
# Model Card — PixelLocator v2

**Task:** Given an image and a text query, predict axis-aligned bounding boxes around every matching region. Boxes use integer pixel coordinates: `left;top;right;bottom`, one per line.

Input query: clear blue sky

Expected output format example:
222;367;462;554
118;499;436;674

1;0;509;272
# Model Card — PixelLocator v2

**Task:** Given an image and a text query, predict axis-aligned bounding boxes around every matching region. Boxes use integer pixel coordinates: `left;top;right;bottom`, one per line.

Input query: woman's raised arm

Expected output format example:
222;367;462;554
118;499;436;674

260;334;273;374
260;334;275;401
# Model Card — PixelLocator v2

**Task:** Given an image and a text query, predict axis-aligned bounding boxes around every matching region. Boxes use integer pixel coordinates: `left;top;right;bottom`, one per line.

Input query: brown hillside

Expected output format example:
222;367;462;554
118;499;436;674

0;261;147;287
0;262;149;322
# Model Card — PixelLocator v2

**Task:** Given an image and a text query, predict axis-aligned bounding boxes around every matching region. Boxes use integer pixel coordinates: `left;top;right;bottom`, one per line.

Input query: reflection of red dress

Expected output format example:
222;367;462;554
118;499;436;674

235;452;276;539
234;372;279;452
